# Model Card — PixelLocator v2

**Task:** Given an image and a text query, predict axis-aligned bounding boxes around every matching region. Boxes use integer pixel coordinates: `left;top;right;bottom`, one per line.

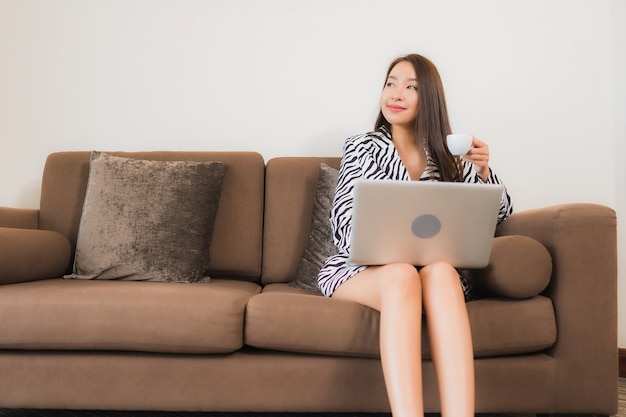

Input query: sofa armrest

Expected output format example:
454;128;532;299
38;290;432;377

0;207;39;229
496;203;617;413
0;227;71;285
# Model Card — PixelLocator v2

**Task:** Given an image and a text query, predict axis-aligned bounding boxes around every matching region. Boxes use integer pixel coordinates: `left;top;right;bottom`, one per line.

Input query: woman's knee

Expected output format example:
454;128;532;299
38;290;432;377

380;263;422;299
421;262;464;301
421;261;457;277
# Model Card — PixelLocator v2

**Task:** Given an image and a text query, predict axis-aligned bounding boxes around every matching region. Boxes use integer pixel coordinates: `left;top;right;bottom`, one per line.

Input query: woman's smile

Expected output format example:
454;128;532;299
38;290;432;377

387;104;407;112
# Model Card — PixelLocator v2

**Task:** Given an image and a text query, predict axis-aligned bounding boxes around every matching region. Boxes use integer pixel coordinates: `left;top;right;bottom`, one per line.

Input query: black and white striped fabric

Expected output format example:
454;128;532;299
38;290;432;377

317;126;514;298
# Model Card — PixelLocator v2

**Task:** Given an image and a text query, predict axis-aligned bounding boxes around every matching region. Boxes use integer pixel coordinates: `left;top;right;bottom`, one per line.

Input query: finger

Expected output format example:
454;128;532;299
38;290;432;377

467;147;489;158
464;157;488;167
472;137;487;148
464;150;490;164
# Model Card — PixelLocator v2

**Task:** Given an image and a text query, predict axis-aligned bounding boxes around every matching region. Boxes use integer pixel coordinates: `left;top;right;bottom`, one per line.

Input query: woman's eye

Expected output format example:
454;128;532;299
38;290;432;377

386;82;395;88
408;85;418;91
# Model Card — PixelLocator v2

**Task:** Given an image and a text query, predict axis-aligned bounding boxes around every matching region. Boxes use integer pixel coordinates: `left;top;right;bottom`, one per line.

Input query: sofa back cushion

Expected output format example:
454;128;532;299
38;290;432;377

39;151;265;281
262;157;341;284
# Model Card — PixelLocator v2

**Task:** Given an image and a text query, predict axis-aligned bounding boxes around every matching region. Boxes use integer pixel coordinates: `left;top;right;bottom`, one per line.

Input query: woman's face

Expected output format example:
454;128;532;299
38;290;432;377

379;60;419;129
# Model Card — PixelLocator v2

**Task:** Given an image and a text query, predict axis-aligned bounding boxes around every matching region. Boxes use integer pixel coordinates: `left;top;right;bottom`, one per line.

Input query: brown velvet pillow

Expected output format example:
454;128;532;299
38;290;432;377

466;235;552;299
289;164;339;292
64;152;227;283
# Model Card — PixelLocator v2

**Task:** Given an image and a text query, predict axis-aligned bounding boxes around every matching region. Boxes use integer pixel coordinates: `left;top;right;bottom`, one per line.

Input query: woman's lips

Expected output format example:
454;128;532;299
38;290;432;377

387;104;406;112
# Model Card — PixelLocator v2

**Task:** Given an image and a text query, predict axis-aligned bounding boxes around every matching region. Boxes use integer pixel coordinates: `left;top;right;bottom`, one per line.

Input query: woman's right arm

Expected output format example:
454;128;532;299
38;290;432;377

331;138;362;253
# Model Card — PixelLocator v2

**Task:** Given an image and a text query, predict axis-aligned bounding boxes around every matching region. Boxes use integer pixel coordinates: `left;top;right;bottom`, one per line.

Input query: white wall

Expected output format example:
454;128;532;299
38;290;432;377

613;0;626;348
1;0;624;341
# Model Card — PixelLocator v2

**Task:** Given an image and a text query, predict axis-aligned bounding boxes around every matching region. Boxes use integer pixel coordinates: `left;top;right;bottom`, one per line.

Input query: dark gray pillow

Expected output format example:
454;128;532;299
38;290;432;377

64;151;227;283
289;163;339;292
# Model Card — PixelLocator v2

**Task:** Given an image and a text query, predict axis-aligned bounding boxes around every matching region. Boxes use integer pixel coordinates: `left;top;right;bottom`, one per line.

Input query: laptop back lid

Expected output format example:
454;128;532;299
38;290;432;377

348;179;502;268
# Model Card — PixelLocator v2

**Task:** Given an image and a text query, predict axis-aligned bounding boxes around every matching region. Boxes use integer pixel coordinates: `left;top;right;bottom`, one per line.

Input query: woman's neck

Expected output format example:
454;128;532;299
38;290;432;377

390;125;418;150
390;125;427;180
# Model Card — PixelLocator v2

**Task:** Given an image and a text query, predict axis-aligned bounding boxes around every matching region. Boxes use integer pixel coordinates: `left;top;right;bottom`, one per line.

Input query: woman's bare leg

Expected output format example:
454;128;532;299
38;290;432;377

332;263;424;417
420;261;475;417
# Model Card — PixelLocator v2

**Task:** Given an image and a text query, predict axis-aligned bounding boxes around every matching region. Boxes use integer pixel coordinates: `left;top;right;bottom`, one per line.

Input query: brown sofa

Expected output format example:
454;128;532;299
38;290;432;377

0;151;618;415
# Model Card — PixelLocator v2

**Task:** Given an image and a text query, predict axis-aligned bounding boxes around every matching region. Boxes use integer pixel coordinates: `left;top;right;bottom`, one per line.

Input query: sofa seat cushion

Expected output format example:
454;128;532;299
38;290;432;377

0;278;260;353
245;284;556;358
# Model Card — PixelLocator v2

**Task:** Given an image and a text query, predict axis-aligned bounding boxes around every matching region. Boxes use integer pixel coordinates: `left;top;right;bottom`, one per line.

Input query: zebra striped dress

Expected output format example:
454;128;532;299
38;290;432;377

317;126;514;298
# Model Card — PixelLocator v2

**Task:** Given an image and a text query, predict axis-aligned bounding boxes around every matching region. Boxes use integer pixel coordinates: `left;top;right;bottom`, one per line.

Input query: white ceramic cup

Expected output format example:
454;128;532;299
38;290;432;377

446;133;473;155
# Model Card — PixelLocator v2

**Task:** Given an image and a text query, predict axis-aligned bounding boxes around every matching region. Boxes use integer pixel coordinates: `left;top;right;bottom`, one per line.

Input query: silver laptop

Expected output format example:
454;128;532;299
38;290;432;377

348;179;503;268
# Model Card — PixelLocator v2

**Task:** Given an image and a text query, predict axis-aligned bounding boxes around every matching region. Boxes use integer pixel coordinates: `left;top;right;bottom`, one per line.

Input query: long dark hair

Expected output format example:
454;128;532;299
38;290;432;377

375;54;463;182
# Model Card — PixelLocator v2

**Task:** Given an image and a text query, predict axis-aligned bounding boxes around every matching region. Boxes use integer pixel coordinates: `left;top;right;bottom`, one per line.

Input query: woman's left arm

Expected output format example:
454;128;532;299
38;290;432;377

462;137;514;224
463;137;490;181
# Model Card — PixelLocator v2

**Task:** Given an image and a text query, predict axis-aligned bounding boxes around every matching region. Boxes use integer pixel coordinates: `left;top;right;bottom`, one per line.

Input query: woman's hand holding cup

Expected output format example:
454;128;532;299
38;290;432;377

447;134;490;182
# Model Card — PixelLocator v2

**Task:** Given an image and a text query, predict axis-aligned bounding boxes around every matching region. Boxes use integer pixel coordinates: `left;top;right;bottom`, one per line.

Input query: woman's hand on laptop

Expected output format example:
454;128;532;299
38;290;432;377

464;137;490;182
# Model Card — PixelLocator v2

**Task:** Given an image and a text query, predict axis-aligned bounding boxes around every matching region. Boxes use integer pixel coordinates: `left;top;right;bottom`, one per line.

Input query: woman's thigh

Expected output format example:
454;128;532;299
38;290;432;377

332;263;421;312
419;262;466;307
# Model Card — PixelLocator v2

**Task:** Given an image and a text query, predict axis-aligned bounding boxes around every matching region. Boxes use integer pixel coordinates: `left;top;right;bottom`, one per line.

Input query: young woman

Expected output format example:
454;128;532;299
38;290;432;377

317;54;513;417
